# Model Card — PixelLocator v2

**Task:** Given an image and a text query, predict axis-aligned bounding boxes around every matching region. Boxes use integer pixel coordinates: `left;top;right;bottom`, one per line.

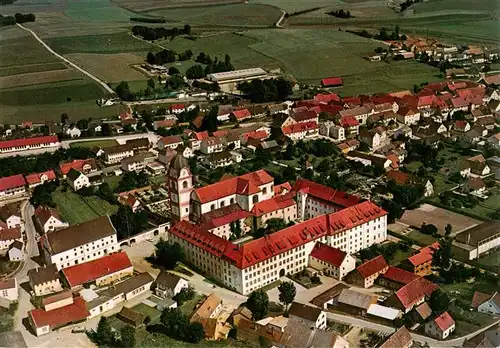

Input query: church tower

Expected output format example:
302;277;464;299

167;153;193;223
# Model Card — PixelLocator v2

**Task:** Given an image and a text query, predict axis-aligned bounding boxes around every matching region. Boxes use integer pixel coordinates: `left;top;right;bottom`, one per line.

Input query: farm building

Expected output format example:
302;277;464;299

207;68;268;84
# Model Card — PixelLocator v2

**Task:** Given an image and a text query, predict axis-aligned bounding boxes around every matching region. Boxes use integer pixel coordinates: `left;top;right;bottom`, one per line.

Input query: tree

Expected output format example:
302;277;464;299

445;224;452;236
160;307;188;339
433;237;453;269
76;118;89;130
202;105;218;133
278;281;296;313
421;223;438;235
101;123;112;136
147;78;155;89
429;289;450;314
183;24;191;35
229;221;242;240
147;52;155;64
186;64;206;79
61;112;69;125
97;182;115;203
173;286;195;305
120;326;136;347
185;322;204;343
154;240;184;269
247;290;269;320
116;81;133;101
168;67;180;76
265;218;287;234
95;317;115;346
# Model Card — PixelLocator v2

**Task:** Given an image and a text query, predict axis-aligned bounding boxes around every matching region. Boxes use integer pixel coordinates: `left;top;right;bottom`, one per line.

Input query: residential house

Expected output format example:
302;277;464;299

61;251;133;290
154;271;189;299
397;107;420;125
467;155;491;176
379;326;413;348
337;289;377;316
190;293;223;322
121;153;152;172
0;278;18;302
8;240;23;261
65;126;81;138
282;121;319;141
158;135;183;150
199;204;253;240
41;215;119;270
308;242;355;281
0;135;60;154
25;170;56;189
359;127;387;149
28;264;63;296
347;151;392;171
0;227;22;251
321;76;343;87
200;137;224;154
34;205;68;233
462;177;486;195
471;291;500;315
454;121;471;132
462;323;500;348
59;159;97;178
378;266;420;290
67;169;90;191
277;317;349;348
28;296;90;336
401;242;439;276
347;255;388;288
340;117;360;135
154;119;177;130
206;151;240;169
103;144;134;164
425;312;455;340
339;106;371;125
170;104;185;114
0;174;26;198
288;302;327;330
0;202;22;229
42;290;74;311
385;277;439;313
454;221;500;260
320;121;345;141
231;109;252;122
387;170;434;197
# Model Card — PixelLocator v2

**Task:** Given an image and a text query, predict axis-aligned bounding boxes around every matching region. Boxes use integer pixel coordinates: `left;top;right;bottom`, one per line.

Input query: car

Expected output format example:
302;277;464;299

377;296;387;302
71;326;86;333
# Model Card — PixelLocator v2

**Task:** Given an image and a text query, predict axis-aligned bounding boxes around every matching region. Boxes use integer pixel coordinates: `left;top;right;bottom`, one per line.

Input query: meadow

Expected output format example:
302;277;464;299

143;3;282;27
113;0;243;12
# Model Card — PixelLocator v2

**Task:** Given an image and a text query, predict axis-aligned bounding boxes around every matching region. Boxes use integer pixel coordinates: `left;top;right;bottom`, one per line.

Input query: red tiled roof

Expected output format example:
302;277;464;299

319;104;343;115
0;135;58;150
25;170;56;185
251;193;295;216
171;103;185;110
434;311;455;332
357;255;388;278
194;170;273;204
455;120;467;129
394;277;439;309
447;82;467;91
310;242;347;267
314;93;341;103
282;121;318;135
61;252;132;287
419;242;440;255
417;95;439;108
292;110;318;122
387;170;410;185
340;116;359;127
232;109;252;120
194;131;209;141
29;297;90;329
342;96;361;106
212;130;229;138
155;119;177;128
274;182;292;195
382;266;419;285
292;178;361;208
0;278;16;290
471;291;492;309
242;130;268;141
0;227;21;241
451;97;468;108
0;174;26;192
322;77;343;86
398;106;418;116
201;204;253;230
34;205;62;227
161;135;183;145
407;251;433;266
59;159;96;175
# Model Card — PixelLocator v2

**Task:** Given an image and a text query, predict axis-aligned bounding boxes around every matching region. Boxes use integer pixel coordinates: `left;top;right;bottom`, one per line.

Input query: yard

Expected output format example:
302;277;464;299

52;188;119;224
405;230;438;246
133;303;161;322
69;139;119;148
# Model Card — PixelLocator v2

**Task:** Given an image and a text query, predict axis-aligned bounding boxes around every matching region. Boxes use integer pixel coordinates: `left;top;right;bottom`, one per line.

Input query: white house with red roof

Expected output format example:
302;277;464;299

200;204;253;240
59;159;97;178
34;205;68;233
25;170;56;189
0;135;60;154
282;121;319;141
308;242;355;280
386;277;439;313
169;199;387;295
251;193;297;228
158;135;183;150
340;116;360;135
0;174;26;198
396;107;420;125
0;227;22;250
425;312;455;339
170;103;186;114
200;137;224;154
231;109;252;122
347;255;389;288
0;278;18;302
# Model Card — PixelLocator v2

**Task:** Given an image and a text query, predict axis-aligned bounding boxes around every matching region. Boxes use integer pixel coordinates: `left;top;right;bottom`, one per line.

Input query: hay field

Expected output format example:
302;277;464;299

112;0;243;12
144;3;282;27
64;53;147;83
0;69;82;89
65;0;138;21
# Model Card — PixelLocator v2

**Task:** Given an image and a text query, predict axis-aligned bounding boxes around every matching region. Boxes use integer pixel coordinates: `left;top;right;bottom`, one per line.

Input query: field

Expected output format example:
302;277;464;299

69;139;119;148
0;69;83;89
64;53;147;83
52;188;119;224
399;204;483;234
113;0;243;12
143;3;282;27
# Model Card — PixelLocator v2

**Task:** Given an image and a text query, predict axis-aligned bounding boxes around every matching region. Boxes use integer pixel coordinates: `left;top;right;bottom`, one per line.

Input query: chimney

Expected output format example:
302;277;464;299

467;233;471;245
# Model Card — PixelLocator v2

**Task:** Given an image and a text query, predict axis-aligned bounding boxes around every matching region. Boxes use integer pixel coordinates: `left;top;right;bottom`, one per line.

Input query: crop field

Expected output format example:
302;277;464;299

52;188;119;224
144;3;282;27
0;69;83;90
0;62;68;78
112;0;243;12
409;0;498;15
69;139;119;148
65;0;138;22
64;53;147;83
45;32;158;55
249;0;344;12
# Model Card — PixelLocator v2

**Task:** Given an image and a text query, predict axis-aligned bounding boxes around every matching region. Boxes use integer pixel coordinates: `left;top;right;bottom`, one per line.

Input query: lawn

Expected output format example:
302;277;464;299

475;250;500;273
69;139;119;148
137;332;252;348
103;175;123;191
179;295;203;316
144;3;282;27
149;174;167;186
389;249;413;266
133;303;161;322
406;230;438;246
52;188;119;224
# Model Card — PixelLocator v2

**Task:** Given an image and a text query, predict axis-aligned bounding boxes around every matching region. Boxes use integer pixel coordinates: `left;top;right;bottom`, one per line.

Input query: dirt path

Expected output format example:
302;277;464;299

16;23;116;95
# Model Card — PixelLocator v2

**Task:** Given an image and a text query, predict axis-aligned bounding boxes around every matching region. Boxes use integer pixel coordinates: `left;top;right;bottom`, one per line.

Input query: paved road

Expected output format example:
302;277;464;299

124;96;209;106
275;10;287;28
16;23;115;95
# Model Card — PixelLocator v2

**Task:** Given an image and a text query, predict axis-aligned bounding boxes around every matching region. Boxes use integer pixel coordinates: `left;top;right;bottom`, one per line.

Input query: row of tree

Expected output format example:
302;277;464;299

185;54;235;79
89;317;136;347
132;24;191;41
146;49;193;65
326;9;352;18
238;78;293;103
0;12;35;27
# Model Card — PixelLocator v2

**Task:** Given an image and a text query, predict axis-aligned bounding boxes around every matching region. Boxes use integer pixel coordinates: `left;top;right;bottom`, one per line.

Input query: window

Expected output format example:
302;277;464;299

252;195;259;204
210;204;215;210
183;181;188;189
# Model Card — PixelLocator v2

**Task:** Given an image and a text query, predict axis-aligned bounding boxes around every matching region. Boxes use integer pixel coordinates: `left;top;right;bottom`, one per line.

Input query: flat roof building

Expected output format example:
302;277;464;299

206;68;268;84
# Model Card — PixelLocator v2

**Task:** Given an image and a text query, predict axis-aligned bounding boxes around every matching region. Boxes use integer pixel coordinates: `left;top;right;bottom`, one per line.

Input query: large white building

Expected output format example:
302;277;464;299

41;215;119;270
207;68;268;84
0;135;60;154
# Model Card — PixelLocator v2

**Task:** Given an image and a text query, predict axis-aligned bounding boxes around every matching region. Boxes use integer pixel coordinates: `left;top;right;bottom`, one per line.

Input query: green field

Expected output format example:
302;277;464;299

249;0;344;13
65;0;138;21
409;0;498;15
52;188;119;224
69;139;119;148
144;3;282;27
